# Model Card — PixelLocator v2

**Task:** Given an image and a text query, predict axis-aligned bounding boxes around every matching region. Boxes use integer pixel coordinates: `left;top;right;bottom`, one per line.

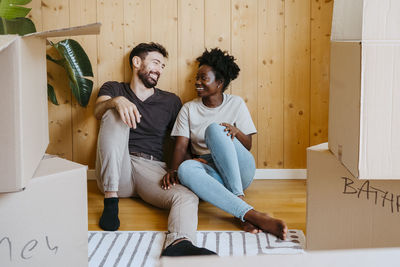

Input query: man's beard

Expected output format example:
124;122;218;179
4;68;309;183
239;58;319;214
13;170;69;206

138;67;159;88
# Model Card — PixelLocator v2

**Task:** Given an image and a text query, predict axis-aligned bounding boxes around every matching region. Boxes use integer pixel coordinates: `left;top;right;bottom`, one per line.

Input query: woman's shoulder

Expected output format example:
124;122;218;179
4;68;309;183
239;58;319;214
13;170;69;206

223;93;245;106
182;97;202;108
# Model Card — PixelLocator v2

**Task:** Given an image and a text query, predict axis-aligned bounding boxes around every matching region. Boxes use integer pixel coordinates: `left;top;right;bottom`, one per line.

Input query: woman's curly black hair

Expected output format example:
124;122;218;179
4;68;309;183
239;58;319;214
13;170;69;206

196;48;240;91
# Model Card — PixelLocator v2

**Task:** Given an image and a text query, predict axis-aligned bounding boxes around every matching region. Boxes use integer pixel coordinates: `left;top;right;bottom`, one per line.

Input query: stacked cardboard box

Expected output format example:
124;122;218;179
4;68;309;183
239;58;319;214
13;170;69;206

0;23;100;266
307;0;400;250
0;156;88;266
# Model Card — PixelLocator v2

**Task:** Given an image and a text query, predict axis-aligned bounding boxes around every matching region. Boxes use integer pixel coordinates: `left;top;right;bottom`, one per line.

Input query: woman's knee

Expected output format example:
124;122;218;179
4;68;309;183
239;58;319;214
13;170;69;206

205;123;226;143
205;122;224;138
177;160;200;185
241;159;256;190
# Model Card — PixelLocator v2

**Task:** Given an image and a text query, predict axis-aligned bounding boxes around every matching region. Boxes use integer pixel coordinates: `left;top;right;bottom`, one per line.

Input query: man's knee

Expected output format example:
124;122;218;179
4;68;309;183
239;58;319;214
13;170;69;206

101;109;126;127
171;186;199;206
98;109;129;149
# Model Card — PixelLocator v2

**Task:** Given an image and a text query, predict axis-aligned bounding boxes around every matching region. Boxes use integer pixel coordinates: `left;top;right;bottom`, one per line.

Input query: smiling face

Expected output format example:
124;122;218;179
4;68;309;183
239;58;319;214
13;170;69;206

195;65;223;98
137;51;166;88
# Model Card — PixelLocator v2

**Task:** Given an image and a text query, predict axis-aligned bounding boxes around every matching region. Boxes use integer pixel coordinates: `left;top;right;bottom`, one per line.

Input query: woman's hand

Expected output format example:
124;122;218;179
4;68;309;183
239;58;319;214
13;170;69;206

161;169;180;190
220;122;253;150
220;123;239;140
163;136;190;189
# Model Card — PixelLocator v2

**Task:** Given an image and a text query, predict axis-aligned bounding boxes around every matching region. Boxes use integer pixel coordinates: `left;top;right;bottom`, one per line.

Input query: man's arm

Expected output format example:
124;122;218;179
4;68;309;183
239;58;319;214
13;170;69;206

94;95;113;120
161;136;190;190
94;95;141;129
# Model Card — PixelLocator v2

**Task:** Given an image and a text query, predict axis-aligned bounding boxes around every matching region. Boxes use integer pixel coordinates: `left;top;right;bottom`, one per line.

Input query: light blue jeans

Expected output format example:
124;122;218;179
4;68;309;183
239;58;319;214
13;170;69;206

178;123;256;221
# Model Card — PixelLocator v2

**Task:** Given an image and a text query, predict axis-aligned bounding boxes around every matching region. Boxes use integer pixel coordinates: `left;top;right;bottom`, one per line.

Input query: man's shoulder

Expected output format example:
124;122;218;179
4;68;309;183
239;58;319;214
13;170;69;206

98;81;128;98
156;88;181;102
156;88;178;97
101;81;125;89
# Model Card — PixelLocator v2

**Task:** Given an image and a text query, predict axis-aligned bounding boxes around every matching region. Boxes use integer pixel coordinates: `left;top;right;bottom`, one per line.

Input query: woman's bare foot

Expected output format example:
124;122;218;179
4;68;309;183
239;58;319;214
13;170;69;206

236;195;261;233
240;220;261;233
243;210;288;240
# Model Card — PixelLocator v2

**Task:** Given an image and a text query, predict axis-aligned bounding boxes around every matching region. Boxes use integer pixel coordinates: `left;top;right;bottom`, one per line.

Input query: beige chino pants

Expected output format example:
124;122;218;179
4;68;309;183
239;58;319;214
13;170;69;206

95;109;198;246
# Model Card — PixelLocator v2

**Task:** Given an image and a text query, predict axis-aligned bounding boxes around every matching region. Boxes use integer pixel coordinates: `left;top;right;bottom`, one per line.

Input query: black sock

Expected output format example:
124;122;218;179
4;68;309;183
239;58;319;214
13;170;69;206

161;240;217;257
99;197;120;231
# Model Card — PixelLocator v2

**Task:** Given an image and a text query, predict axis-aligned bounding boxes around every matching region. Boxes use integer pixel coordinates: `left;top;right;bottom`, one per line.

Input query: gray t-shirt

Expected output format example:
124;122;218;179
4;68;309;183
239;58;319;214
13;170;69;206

98;81;182;161
171;94;257;155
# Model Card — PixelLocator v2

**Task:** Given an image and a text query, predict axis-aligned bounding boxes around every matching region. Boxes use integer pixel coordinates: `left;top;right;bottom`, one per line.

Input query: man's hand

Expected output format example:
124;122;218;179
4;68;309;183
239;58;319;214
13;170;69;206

161;170;180;190
113;96;141;128
220;122;239;140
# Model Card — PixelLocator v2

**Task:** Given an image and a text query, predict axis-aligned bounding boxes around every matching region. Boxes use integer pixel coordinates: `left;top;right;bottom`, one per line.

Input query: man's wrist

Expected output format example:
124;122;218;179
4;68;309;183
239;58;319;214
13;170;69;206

110;97;117;108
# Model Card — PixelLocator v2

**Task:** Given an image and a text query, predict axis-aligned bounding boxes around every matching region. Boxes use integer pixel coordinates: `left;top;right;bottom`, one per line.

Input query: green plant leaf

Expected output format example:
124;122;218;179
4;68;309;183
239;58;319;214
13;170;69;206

46;54;64;66
69;77;93;107
47;83;59;105
0;17;35;35
51;39;94;107
0;0;32;20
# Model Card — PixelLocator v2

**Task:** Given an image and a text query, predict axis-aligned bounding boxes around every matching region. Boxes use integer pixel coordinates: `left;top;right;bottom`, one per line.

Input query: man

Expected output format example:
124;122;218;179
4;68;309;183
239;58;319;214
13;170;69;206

94;42;215;256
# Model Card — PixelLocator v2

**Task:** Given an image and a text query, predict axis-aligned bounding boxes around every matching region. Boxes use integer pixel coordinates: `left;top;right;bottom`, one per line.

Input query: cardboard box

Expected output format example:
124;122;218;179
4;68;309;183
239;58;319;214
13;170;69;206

160;248;400;267
0;156;88;267
307;143;400;250
331;0;400;41
0;23;100;193
328;41;400;180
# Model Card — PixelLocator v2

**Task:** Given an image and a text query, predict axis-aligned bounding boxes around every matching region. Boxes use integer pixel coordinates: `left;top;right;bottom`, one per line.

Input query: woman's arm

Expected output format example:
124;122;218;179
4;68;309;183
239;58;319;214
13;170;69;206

161;136;190;190
220;123;252;151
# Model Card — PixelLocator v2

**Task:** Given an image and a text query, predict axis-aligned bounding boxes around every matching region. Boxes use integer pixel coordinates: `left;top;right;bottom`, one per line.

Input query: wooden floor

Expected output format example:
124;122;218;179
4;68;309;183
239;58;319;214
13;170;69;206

88;179;307;233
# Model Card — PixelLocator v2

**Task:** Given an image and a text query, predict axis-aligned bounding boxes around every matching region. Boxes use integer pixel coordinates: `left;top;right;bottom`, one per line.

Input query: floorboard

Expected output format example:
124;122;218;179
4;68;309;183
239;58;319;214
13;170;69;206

88;179;306;233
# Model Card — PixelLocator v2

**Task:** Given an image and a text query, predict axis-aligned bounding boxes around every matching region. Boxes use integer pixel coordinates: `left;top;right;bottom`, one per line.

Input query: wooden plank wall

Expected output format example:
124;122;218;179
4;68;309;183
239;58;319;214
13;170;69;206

29;0;333;169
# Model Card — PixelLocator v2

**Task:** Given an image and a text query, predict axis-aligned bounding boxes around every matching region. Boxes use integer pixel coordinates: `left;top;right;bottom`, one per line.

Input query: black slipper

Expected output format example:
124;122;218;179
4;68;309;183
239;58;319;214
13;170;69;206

99;197;120;231
161;240;217;257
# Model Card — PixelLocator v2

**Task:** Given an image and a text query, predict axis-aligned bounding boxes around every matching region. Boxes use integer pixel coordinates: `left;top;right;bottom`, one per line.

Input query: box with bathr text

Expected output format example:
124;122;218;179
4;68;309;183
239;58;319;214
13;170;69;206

307;143;400;250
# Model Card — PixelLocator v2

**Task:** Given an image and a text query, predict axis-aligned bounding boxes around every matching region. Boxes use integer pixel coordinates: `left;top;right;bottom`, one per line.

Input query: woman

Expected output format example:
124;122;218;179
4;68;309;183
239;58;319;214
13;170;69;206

162;48;287;240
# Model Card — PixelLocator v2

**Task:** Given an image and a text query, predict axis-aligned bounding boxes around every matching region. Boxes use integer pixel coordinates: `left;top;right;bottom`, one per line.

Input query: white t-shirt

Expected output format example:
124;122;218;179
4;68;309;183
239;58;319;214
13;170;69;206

171;94;257;155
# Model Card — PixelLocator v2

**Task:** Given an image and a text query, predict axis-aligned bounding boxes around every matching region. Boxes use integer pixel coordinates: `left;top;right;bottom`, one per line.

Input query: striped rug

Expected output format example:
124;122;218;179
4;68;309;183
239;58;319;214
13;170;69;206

88;230;305;267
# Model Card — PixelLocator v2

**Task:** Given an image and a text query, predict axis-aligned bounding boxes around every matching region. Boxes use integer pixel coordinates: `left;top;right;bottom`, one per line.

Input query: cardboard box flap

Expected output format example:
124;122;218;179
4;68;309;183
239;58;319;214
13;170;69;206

331;0;363;41
0;35;18;52
359;42;400;179
33;157;87;179
23;22;101;39
307;143;329;152
331;0;400;41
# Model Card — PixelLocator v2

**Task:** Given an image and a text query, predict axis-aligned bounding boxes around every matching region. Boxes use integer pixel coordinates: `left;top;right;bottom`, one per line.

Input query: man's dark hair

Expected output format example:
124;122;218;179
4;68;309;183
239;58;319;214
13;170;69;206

129;42;168;69
196;48;240;91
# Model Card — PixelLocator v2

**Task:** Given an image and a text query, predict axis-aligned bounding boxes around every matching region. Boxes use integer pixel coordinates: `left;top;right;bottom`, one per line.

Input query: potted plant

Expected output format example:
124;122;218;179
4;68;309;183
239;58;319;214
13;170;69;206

0;0;94;107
